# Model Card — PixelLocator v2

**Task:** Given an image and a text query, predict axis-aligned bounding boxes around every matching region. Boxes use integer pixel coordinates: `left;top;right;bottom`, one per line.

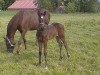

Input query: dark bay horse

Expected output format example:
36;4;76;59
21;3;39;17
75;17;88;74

4;9;50;53
36;14;70;66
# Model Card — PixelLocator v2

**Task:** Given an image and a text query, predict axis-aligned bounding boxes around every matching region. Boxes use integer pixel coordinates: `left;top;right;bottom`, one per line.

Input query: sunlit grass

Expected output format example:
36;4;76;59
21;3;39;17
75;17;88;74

0;11;100;75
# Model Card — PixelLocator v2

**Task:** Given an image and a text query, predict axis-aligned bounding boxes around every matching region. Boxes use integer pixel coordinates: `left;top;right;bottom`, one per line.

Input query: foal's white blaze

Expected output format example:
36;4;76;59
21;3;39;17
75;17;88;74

41;16;44;19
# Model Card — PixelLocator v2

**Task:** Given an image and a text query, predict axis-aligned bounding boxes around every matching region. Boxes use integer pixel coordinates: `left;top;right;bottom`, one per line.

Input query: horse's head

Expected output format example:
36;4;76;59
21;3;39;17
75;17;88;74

3;37;15;53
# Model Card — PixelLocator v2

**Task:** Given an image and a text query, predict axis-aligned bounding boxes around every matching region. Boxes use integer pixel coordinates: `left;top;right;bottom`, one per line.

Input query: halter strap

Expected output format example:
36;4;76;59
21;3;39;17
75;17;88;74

39;23;45;25
6;37;14;47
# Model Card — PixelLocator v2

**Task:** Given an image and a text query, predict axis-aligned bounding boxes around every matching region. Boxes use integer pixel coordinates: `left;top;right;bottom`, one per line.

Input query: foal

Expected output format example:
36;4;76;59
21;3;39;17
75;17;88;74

36;22;70;66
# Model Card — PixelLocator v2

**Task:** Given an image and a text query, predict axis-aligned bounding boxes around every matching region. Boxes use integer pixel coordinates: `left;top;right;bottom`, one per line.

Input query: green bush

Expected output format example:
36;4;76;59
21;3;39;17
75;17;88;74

0;1;6;10
39;0;53;11
0;0;15;11
66;2;77;13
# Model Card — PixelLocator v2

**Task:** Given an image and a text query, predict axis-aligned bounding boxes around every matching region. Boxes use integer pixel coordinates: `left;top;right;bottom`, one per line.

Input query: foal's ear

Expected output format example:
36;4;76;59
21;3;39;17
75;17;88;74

43;11;46;16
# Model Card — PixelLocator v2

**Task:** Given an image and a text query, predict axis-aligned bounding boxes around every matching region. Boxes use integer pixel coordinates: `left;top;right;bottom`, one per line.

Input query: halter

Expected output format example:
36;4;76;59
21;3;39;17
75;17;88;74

6;37;14;47
39;23;45;25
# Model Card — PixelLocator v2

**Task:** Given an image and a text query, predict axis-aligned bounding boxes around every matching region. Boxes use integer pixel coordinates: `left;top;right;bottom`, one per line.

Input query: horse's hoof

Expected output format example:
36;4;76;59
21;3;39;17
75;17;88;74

39;62;41;66
59;56;63;60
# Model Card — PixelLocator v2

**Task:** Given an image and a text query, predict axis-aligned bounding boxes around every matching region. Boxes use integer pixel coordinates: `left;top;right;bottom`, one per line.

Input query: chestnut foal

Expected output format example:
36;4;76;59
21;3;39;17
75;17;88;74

37;15;70;66
36;23;70;66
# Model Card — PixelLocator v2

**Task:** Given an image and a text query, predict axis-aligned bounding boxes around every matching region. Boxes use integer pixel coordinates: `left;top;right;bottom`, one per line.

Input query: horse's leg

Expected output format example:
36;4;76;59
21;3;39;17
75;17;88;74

17;31;26;54
38;42;42;65
17;37;23;54
43;41;48;67
56;36;63;60
60;37;70;58
23;37;27;49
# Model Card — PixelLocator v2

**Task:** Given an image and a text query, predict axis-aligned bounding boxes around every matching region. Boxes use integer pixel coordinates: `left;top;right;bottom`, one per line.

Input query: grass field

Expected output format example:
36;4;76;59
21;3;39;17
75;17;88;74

0;11;100;75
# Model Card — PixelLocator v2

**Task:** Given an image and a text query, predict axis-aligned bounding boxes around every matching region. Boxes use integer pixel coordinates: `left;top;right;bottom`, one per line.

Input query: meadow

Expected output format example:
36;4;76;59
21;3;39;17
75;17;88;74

0;11;100;75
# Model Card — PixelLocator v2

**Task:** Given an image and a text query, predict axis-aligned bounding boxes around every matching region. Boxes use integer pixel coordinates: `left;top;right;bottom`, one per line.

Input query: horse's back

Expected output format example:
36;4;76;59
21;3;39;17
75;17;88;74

21;10;39;30
7;9;50;32
21;9;50;30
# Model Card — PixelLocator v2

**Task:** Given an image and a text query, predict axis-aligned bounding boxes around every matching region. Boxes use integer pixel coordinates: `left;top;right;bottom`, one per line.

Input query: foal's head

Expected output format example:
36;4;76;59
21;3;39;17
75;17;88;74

38;9;48;31
4;37;15;52
38;9;47;23
38;23;47;31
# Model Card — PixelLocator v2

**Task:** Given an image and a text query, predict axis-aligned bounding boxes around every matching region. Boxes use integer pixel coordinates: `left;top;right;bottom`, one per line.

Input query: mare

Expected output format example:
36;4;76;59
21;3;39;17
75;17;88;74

4;9;50;54
36;14;70;66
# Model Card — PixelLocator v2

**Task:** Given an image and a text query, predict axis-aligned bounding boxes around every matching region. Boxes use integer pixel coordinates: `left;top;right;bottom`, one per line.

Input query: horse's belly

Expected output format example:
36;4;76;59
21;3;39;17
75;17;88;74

28;22;39;30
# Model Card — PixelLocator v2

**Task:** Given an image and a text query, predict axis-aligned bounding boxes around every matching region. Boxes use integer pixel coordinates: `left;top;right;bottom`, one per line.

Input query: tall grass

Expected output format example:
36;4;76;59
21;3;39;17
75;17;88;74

0;11;100;75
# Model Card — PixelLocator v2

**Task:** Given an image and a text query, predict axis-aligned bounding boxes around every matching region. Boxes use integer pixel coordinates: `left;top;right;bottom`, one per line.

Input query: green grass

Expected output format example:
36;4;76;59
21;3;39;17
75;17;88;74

0;11;100;75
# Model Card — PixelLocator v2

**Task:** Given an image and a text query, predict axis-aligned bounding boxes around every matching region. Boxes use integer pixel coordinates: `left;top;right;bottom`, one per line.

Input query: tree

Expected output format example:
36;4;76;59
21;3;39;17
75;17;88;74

67;2;77;13
78;0;98;12
38;0;99;13
0;0;15;10
88;0;99;12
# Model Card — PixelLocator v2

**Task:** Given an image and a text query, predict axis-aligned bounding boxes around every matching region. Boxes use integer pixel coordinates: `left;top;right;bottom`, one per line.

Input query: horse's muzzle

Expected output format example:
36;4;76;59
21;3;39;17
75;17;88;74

7;49;13;53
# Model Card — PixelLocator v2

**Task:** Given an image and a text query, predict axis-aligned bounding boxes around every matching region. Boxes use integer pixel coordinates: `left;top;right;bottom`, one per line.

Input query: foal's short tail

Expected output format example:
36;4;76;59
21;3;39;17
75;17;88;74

51;22;65;37
52;23;70;58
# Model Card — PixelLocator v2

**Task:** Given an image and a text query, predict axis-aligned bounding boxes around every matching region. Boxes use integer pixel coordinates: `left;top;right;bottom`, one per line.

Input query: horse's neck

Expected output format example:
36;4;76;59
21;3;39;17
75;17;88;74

6;26;16;40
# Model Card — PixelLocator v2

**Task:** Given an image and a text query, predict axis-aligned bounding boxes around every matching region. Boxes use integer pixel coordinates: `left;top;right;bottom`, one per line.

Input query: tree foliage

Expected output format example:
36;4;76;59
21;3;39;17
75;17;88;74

67;2;77;13
0;0;100;13
39;0;99;13
0;0;15;10
78;0;98;12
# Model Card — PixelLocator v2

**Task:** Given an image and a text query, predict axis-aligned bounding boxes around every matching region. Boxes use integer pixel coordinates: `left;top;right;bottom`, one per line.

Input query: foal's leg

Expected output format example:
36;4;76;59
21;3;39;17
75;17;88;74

60;37;70;58
38;42;42;65
43;41;48;67
56;36;63;60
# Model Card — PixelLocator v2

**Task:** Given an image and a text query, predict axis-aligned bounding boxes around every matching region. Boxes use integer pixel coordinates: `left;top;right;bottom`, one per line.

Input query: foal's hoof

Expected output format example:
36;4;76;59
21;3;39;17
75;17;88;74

16;51;20;55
